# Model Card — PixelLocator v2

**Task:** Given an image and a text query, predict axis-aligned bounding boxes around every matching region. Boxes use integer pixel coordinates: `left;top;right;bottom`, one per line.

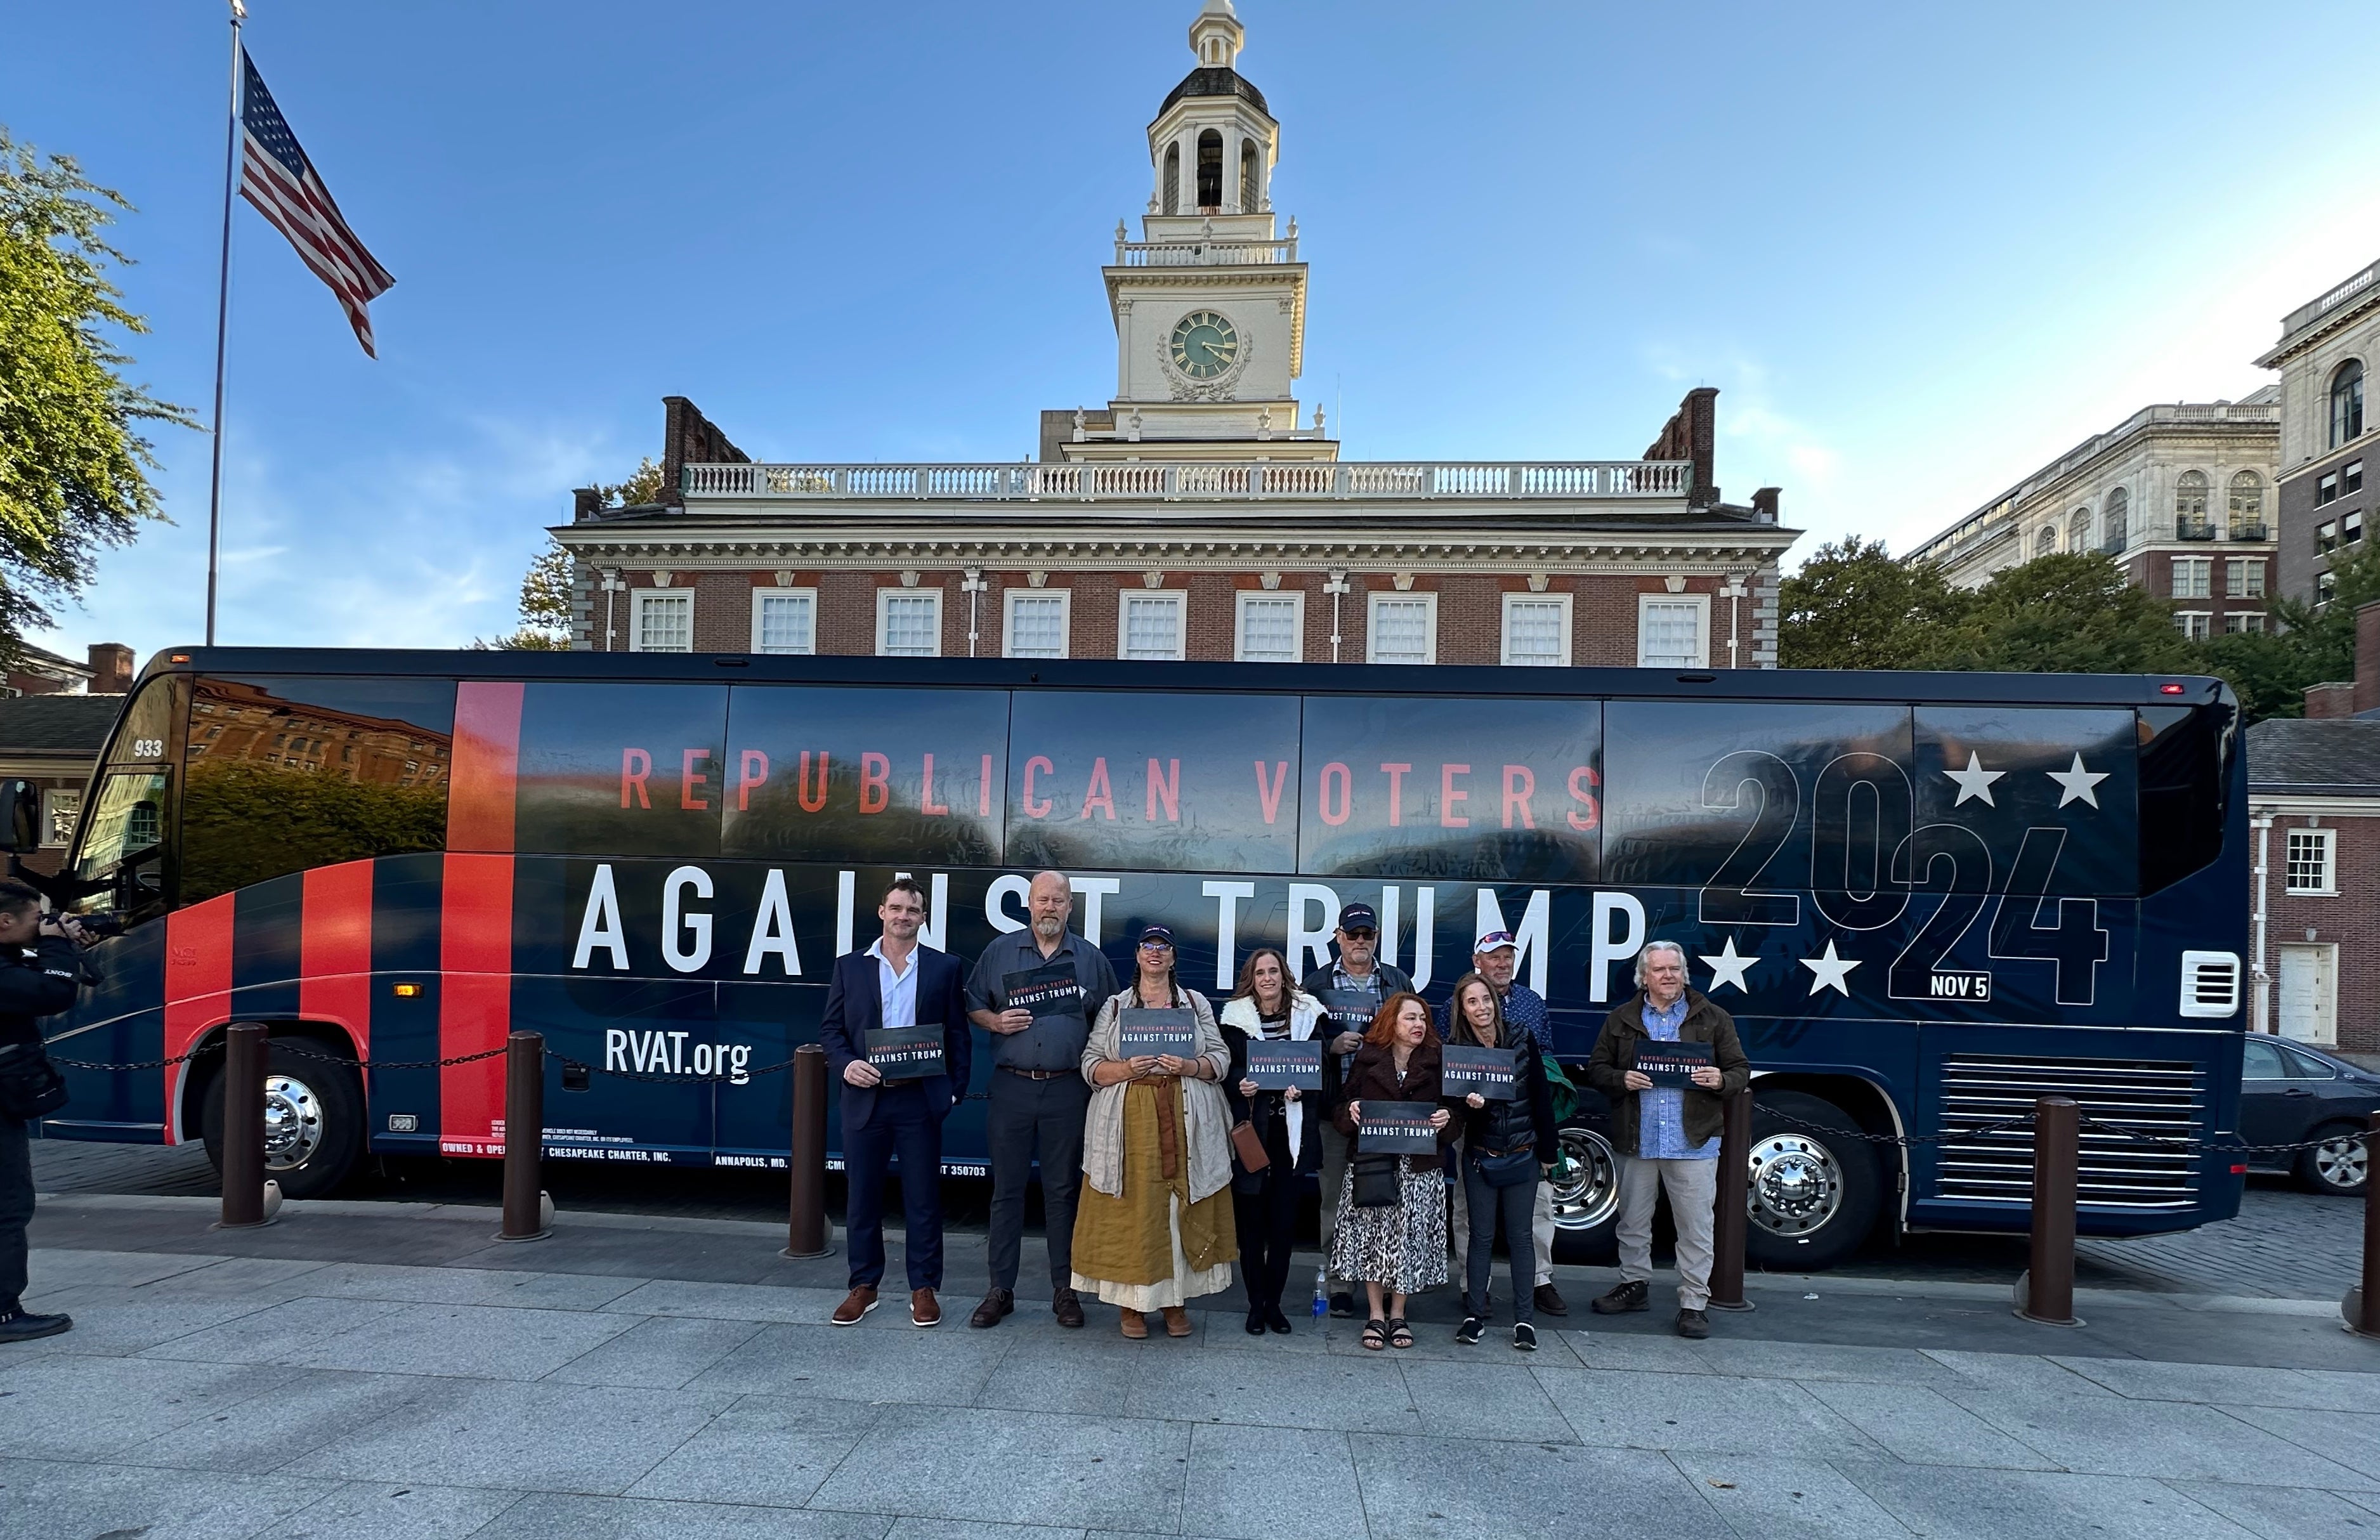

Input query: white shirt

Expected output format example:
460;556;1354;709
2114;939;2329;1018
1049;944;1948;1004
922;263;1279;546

868;937;919;1029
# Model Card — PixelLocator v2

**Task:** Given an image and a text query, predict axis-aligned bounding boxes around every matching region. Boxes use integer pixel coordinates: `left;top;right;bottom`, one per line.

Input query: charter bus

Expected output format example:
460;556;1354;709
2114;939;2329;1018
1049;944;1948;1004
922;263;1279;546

22;648;2249;1270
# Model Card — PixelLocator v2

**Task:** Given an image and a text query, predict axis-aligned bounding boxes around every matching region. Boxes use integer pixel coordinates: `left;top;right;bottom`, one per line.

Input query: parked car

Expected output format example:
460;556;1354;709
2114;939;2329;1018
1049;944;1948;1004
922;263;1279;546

2240;1036;2377;1196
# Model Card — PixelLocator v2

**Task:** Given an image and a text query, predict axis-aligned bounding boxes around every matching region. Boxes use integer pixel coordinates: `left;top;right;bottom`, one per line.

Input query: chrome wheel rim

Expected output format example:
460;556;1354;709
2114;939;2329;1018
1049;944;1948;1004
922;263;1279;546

1747;1133;1844;1237
2313;1134;2369;1192
1549;1126;1620;1231
262;1073;326;1170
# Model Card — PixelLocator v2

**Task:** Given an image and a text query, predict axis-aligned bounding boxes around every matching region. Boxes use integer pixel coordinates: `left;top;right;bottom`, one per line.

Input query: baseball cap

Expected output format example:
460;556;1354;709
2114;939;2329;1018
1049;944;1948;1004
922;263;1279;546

1137;922;1175;947
1474;930;1518;954
1337;903;1379;934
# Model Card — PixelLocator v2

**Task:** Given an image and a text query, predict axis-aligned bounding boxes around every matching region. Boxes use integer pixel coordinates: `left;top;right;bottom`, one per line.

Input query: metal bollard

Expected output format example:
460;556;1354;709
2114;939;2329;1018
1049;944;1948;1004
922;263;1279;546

1707;1088;1755;1311
2015;1096;2082;1327
214;1023;271;1229
2345;1113;2380;1340
783;1043;833;1259
497;1031;550;1242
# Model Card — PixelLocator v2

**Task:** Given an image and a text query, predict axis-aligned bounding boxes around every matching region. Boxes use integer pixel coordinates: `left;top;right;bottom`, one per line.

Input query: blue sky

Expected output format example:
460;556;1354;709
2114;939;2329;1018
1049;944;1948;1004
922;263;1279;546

8;1;2378;663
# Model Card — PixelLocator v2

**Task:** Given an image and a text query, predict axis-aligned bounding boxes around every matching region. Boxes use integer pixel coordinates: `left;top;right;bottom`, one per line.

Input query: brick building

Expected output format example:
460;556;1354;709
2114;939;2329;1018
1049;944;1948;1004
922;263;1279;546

554;3;1795;667
2258;254;2375;606
0;644;136;877
2247;600;2380;1062
1906;394;2280;639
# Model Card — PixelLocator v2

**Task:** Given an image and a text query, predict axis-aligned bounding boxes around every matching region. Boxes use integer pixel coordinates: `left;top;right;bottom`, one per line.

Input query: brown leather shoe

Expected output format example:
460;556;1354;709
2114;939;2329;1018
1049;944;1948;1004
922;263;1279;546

968;1288;1014;1329
1118;1307;1149;1339
1052;1287;1085;1329
1534;1283;1570;1317
1162;1305;1193;1338
910;1288;941;1328
831;1286;878;1326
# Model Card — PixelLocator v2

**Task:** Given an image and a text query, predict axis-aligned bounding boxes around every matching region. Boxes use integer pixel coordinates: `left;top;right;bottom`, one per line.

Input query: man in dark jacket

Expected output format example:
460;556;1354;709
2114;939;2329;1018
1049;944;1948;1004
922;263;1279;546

1298;901;1413;1319
1582;939;1750;1339
0;882;86;1343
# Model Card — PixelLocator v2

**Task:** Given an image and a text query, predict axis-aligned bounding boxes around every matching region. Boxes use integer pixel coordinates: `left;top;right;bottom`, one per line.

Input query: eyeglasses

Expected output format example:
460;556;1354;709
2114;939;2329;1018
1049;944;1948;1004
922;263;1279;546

1138;939;1174;952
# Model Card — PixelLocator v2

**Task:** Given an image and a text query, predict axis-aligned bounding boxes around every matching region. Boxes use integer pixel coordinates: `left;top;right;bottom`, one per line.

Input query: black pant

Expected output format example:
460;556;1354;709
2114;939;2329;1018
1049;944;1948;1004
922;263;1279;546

1460;1156;1540;1324
843;1083;945;1293
986;1071;1090;1293
1235;1118;1300;1317
0;1117;29;1308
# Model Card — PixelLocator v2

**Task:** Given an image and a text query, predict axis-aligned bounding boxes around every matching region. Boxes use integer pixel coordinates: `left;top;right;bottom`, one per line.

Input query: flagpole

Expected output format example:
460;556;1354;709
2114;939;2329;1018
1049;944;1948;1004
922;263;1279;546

202;1;245;647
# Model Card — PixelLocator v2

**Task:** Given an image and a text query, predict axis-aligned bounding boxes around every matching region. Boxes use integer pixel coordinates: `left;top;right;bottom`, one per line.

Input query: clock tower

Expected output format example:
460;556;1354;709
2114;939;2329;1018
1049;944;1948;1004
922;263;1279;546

1056;0;1331;462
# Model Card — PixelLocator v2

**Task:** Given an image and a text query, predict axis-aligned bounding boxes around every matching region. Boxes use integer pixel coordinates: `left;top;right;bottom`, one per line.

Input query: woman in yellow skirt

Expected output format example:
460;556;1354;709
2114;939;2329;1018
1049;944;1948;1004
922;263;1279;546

1071;922;1238;1338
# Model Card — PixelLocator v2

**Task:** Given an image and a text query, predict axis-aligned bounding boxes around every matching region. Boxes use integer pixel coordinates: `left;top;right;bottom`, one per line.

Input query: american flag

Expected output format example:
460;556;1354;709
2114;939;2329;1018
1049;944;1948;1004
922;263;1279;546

239;48;394;356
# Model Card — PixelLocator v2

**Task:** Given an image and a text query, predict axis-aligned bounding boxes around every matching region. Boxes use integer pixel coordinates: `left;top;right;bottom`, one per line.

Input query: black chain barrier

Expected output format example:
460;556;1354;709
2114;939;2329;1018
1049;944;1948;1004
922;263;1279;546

1764;1105;2374;1161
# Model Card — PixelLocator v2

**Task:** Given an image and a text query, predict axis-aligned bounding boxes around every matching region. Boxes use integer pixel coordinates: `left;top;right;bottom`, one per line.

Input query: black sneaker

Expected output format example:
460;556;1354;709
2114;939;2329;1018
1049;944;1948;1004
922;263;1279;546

1514;1322;1538;1353
1591;1280;1650;1315
0;1308;71;1344
1675;1308;1711;1340
1328;1291;1357;1319
1455;1316;1484;1346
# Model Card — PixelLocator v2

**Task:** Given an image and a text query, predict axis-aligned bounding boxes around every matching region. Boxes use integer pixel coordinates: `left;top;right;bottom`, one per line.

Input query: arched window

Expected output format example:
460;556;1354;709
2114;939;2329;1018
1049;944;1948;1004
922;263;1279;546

2228;471;2265;537
2104;487;2129;551
2334;360;2366;448
1162;143;1180;215
2068;507;2092;552
2176;471;2209;535
1196;129;1224;209
1239;139;1260;212
2036;526;2057;558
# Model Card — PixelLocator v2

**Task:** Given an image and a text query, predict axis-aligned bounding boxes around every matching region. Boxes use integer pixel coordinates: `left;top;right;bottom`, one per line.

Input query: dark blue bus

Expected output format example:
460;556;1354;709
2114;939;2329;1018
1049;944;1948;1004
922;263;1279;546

27;648;2247;1269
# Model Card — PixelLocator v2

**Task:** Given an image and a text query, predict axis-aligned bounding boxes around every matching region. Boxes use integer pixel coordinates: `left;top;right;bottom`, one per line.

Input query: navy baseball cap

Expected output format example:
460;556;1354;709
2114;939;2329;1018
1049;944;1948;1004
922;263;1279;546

1338;903;1380;934
1137;922;1175;947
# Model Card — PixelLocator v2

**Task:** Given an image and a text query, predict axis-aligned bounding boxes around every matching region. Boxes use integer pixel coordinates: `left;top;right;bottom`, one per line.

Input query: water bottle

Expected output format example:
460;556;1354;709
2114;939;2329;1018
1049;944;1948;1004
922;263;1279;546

1312;1265;1328;1319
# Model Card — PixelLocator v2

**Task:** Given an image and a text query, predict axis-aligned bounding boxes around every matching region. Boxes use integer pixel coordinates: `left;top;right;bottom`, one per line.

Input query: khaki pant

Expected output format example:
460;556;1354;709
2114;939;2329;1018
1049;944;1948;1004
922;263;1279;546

1448;1140;1557;1288
1615;1154;1718;1312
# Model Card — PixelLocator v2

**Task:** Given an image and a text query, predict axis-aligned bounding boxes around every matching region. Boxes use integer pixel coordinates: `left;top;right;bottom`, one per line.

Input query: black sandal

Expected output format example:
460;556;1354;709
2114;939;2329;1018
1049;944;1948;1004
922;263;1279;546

1361;1317;1389;1351
1388;1317;1415;1349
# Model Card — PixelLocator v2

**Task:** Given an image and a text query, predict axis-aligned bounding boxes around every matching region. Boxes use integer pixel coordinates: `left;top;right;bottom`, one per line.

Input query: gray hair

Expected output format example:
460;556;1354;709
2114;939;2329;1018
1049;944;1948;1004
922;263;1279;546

1633;940;1687;987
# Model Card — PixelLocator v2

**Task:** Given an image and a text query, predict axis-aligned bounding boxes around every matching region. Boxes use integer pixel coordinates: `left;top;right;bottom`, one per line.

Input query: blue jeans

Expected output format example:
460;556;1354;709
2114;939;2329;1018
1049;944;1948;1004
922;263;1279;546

1459;1155;1539;1323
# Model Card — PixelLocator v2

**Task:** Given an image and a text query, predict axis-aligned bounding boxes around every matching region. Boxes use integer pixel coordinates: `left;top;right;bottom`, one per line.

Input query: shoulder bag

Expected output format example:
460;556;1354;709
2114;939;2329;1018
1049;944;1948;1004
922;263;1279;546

0;1041;69;1121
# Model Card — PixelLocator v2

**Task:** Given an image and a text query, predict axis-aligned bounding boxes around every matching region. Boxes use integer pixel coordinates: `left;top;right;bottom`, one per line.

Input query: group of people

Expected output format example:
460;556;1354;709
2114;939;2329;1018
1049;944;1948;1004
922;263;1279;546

818;871;1748;1348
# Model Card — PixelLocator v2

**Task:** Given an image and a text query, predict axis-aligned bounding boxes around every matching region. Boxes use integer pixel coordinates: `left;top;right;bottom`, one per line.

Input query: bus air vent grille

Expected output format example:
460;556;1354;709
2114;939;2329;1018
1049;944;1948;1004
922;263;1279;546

1931;1055;2204;1211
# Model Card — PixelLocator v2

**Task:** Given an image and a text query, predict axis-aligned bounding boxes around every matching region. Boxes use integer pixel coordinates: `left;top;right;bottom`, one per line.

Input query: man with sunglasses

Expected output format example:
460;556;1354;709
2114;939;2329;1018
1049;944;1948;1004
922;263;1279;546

1298;901;1413;1319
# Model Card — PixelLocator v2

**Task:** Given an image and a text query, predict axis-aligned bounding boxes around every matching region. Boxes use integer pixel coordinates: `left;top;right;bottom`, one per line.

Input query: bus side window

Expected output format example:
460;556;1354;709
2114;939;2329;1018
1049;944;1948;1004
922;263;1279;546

2137;705;2232;896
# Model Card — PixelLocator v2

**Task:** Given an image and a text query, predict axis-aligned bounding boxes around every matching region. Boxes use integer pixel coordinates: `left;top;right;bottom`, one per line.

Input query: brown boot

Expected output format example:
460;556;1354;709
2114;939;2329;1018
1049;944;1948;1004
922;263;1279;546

1162;1305;1193;1338
831;1286;879;1326
1118;1307;1149;1339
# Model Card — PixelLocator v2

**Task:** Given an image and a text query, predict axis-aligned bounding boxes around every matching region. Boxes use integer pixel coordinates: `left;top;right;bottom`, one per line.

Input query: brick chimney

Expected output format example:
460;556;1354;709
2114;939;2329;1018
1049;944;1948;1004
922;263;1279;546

2356;599;2380;717
86;643;133;694
1644;388;1719;509
1751;487;1781;525
2306;681;2358;719
573;487;605;523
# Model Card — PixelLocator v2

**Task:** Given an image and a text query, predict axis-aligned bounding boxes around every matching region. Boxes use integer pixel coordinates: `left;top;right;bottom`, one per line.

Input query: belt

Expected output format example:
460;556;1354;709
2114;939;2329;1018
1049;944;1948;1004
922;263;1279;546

998;1065;1073;1081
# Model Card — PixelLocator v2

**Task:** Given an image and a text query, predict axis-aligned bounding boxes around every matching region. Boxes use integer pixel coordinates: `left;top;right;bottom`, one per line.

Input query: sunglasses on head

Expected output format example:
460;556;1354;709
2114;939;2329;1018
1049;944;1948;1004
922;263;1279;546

1138;938;1174;951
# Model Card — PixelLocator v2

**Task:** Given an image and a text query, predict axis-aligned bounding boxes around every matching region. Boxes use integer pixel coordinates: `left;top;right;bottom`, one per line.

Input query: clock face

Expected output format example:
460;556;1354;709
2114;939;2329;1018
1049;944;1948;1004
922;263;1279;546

1168;310;1240;380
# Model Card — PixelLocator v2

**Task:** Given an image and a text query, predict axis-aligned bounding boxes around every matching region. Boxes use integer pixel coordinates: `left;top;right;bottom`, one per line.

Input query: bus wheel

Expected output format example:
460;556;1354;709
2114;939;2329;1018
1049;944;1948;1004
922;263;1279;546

199;1036;366;1201
1548;1124;1621;1263
1742;1091;1883;1272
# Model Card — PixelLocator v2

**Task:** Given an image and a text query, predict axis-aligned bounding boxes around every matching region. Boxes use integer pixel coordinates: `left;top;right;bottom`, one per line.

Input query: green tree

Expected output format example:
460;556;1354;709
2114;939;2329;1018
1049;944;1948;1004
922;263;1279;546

0;127;191;658
2263;536;2380;686
596;455;665;508
472;537;570;650
1778;537;1974;669
1938;553;2197;674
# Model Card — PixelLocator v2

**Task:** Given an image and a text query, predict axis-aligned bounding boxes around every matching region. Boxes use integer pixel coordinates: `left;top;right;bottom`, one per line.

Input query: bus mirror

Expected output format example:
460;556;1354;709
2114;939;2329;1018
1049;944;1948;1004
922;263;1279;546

0;781;36;853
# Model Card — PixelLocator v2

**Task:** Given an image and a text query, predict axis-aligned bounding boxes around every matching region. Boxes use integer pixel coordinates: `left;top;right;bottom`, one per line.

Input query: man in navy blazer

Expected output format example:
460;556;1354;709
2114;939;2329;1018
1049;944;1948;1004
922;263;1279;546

820;877;972;1328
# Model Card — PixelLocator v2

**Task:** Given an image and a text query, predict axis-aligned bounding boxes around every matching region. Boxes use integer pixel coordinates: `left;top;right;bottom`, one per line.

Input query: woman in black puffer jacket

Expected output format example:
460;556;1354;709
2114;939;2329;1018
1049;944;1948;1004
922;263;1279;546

1445;970;1558;1352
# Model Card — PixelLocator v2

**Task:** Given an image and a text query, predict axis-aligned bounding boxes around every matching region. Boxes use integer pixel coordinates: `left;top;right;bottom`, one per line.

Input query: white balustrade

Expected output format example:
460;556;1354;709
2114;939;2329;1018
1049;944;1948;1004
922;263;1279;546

678;458;1696;504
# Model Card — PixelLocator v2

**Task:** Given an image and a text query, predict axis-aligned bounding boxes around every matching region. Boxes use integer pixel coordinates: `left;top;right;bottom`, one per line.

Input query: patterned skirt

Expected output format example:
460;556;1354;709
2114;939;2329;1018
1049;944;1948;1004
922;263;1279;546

1326;1163;1449;1296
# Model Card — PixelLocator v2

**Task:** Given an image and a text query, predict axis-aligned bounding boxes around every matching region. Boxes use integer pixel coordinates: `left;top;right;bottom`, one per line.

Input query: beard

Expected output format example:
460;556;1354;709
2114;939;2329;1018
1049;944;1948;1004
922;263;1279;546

1032;913;1065;940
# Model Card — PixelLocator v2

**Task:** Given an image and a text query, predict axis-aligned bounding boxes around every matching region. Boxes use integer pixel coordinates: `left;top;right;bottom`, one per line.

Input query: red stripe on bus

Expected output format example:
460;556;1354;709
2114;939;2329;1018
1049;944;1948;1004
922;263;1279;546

162;894;235;1144
448;680;525;852
438;851;514;1154
300;859;376;1056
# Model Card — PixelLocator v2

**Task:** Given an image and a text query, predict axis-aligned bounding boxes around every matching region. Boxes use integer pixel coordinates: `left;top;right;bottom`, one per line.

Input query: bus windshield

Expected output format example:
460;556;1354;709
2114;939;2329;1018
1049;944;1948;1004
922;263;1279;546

70;769;168;916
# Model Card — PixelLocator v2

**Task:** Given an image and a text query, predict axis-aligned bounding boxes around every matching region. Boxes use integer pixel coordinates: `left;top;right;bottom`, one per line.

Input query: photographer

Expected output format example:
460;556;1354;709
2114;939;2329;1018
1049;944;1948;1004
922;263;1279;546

0;880;87;1344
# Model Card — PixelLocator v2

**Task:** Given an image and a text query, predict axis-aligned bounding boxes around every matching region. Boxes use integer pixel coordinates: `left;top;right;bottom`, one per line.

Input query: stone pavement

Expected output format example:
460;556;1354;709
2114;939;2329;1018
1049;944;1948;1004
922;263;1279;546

7;1194;2380;1539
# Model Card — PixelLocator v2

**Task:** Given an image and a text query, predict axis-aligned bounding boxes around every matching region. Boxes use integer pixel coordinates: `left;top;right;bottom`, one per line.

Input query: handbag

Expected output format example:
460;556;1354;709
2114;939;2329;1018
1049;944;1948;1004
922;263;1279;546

0;1041;69;1121
1229;1119;1270;1175
1472;1141;1537;1189
1351;1152;1400;1208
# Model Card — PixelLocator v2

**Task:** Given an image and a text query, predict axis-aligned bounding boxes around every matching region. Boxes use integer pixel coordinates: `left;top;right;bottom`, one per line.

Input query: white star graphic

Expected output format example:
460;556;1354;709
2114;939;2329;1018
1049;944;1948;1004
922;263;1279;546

1699;937;1756;993
2045;752;2109;809
1799;940;1861;997
1943;751;2004;807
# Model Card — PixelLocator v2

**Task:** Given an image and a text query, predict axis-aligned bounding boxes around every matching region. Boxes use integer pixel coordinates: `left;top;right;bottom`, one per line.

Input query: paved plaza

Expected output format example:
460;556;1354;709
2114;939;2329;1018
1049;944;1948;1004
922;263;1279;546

6;1191;2379;1539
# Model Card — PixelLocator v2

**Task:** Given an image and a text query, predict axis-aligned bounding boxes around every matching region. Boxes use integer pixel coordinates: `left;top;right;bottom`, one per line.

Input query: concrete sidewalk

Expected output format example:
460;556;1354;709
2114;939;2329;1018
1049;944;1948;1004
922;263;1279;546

8;1194;2380;1539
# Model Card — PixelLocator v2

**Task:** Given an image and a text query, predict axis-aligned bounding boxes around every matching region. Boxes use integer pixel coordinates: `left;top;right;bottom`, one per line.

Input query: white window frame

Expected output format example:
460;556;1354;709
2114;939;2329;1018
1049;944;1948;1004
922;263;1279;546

1116;590;1187;661
1233;591;1305;663
1002;589;1073;659
875;588;943;658
2170;558;2212;599
631;589;694;653
2224;558;2266;600
749;587;817;655
39;786;78;849
2284;828;2337;896
1500;592;1574;667
2223;611;2266;635
2173;610;2212;641
1366;592;1438;665
1637;593;1711;669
